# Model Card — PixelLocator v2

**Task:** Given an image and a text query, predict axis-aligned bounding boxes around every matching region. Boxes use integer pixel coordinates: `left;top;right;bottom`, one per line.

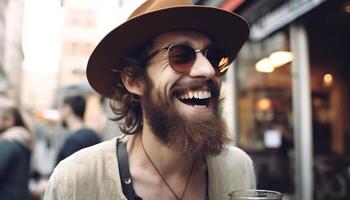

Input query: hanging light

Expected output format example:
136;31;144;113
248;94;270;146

269;51;293;68
255;51;293;73
343;2;350;13
323;73;333;87
256;98;272;111
255;58;275;73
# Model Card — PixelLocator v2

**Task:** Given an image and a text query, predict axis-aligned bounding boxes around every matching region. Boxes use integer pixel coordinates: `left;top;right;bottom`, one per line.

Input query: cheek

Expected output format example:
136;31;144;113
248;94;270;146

146;67;181;96
149;81;169;101
0;119;10;129
5;118;14;127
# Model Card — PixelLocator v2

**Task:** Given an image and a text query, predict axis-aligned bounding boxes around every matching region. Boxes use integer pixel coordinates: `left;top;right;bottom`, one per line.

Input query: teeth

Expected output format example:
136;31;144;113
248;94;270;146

193;105;207;109
189;92;193;99
178;90;211;100
199;91;204;99
203;91;210;98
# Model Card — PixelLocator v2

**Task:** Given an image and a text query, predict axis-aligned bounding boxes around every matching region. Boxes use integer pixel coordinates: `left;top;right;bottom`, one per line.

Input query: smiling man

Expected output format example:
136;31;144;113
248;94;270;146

44;0;256;200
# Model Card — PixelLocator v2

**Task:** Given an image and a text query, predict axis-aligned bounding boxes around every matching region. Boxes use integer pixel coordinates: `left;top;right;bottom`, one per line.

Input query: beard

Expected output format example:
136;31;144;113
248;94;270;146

142;76;231;157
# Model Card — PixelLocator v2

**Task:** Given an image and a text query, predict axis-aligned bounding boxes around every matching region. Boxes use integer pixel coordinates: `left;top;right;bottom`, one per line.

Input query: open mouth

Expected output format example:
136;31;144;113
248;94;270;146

176;90;211;108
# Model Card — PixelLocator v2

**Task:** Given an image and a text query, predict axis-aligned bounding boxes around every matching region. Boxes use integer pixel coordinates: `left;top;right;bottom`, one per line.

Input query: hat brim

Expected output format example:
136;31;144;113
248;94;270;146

87;6;249;98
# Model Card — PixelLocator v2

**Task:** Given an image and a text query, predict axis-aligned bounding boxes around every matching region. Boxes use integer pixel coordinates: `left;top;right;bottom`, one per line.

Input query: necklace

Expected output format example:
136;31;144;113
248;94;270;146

140;135;196;200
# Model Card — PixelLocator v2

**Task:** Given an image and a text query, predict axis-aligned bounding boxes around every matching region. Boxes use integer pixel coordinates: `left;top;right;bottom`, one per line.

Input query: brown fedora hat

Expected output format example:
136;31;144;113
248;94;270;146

87;0;249;98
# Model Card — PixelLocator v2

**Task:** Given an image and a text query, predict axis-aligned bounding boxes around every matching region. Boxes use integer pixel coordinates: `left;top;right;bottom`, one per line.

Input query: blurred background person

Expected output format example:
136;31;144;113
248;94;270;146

31;95;101;200
56;95;101;164
0;101;35;200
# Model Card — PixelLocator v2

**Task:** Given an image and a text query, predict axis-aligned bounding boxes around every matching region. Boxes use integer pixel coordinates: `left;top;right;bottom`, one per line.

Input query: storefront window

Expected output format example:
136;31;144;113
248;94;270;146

235;30;295;196
306;1;350;198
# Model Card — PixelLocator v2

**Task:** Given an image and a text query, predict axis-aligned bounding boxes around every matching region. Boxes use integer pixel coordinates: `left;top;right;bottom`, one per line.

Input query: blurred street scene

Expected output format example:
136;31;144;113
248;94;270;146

0;0;349;199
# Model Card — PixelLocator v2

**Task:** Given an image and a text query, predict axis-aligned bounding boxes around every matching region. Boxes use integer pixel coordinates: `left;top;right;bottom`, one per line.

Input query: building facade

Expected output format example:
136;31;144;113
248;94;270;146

0;0;25;103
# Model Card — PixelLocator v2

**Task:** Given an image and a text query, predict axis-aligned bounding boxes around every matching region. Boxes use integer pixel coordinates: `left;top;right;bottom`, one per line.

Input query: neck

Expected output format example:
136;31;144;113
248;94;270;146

66;116;84;133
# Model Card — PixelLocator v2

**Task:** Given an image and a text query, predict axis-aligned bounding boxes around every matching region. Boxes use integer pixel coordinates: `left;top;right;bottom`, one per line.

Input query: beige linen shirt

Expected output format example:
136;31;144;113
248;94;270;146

44;136;256;200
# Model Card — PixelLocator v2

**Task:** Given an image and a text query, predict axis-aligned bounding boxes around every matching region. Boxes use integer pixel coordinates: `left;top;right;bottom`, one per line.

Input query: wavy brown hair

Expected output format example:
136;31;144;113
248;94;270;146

109;42;152;134
4;106;30;131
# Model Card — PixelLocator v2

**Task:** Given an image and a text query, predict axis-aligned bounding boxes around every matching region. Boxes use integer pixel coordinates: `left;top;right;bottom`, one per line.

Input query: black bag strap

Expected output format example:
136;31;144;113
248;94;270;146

117;140;135;200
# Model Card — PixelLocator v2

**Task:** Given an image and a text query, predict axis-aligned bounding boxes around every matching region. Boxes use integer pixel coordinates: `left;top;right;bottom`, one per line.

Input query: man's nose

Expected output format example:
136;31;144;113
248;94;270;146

188;53;216;79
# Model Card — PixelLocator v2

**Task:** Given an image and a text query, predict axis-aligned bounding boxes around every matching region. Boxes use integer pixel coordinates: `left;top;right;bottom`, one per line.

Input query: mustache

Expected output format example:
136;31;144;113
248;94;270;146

171;79;220;98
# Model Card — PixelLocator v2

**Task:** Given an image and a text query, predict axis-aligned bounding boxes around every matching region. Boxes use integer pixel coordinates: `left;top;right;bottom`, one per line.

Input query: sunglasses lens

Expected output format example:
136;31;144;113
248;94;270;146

168;45;196;73
206;48;230;75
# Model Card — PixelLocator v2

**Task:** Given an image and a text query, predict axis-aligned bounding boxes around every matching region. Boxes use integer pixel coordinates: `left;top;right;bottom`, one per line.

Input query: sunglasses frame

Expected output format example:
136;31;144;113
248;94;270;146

145;44;230;76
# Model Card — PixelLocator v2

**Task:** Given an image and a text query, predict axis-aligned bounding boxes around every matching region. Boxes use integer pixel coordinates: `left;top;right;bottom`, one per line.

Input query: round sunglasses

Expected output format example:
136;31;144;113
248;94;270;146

145;44;230;76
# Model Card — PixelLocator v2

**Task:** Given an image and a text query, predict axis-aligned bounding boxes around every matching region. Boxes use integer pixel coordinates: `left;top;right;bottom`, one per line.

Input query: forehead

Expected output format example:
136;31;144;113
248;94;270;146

151;31;211;50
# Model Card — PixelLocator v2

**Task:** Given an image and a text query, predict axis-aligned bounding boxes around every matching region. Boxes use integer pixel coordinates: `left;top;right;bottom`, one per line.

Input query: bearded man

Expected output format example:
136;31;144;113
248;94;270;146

44;0;256;200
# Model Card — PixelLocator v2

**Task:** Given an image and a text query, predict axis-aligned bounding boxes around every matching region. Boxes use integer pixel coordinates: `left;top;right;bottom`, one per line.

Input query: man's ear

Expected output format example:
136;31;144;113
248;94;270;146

121;68;145;96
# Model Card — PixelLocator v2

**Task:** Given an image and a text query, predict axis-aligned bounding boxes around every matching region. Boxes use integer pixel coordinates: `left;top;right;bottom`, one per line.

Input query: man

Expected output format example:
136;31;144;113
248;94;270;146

31;95;102;199
44;0;256;199
56;95;101;164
